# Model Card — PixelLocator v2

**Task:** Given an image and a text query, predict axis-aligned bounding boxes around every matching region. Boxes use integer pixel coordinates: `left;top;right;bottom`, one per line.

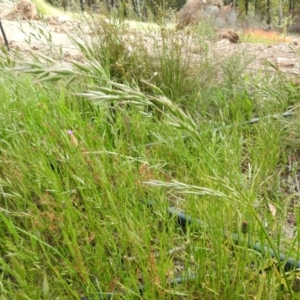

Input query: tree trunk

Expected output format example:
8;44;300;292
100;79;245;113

278;0;282;25
106;0;115;11
289;0;294;12
132;0;141;16
145;0;157;18
254;0;264;20
266;0;271;24
245;0;249;14
80;0;85;11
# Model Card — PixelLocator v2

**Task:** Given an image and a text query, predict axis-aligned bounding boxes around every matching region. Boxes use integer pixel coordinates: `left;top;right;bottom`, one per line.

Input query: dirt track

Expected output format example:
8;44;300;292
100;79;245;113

0;1;84;64
1;1;300;76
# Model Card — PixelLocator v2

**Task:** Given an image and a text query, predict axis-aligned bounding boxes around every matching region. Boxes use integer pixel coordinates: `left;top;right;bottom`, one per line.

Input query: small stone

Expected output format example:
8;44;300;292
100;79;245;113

216;38;231;46
276;57;299;68
294;62;300;69
217;29;239;43
57;15;70;22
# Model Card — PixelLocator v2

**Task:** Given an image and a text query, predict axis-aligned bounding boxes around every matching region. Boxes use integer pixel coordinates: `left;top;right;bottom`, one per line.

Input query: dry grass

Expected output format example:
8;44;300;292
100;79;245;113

241;29;293;44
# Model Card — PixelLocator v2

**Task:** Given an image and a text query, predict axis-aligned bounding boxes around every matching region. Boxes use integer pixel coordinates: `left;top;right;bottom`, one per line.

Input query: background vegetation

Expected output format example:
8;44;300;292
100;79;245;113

44;0;300;29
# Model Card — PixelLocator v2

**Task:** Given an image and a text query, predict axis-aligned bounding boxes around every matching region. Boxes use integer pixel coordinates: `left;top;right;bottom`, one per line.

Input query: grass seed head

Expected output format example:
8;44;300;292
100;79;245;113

241;220;249;235
67;129;79;147
292;277;300;292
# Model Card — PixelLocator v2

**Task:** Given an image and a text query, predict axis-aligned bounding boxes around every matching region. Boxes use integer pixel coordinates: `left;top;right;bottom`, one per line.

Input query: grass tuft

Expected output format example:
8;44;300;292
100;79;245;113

1;11;300;299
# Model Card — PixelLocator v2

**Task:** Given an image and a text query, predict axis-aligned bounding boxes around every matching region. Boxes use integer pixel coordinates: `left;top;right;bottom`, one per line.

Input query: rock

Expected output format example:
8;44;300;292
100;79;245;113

5;0;37;20
203;5;220;18
46;18;58;25
46;15;71;25
217;29;239;43
295;63;300;69
276;58;299;68
13;45;21;51
57;15;71;22
216;38;230;46
292;39;298;46
177;2;238;29
176;0;223;29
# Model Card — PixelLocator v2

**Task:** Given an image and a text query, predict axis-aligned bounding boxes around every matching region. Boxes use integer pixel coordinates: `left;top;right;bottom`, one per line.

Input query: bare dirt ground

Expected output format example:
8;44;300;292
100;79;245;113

1;1;300;77
0;1;84;65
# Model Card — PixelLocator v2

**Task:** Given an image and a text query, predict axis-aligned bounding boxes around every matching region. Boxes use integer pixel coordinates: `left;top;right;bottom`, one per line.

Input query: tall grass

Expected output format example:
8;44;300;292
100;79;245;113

1;13;300;299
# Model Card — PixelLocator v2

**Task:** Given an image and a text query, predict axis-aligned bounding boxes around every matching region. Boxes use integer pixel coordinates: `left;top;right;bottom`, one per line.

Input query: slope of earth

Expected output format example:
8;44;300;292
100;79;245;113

0;0;300;76
211;38;300;76
0;1;84;64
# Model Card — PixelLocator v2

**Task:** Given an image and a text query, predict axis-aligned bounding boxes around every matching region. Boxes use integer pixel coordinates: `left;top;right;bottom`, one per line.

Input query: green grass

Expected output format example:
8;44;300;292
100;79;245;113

33;0;65;16
1;13;300;300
